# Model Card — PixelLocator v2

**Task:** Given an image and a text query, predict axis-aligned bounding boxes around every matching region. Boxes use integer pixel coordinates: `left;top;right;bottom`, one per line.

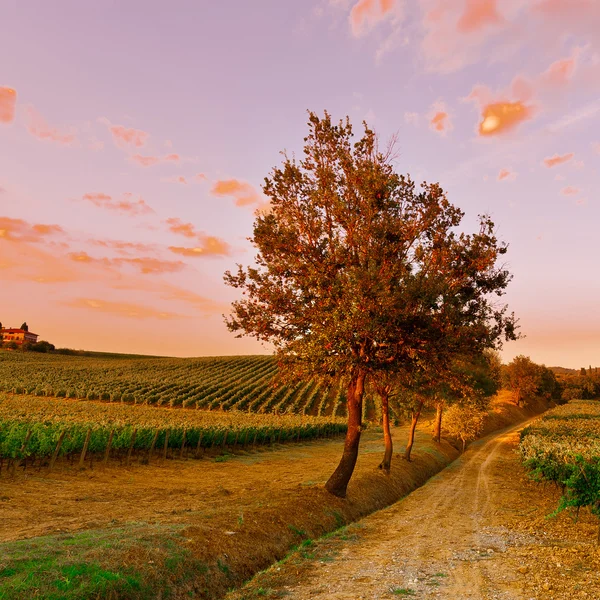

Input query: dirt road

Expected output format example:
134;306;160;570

237;421;597;600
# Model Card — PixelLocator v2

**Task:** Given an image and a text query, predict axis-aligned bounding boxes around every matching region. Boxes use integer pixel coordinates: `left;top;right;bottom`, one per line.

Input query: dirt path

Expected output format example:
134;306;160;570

235;421;595;600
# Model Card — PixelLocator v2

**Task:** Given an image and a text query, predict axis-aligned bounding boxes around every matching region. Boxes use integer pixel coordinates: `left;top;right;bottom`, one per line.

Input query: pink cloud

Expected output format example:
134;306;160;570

0;87;17;123
130;153;183;167
542;56;577;86
168;237;231;257
82;192;154;216
349;0;400;37
543;152;574;167
592;142;600;154
457;0;503;33
130;154;161;167
194;173;207;182
428;102;452;135
467;84;535;136
561;186;580;196
497;168;517;181
68;251;186;275
211;179;264;207
109;124;149;148
89;239;157;256
165;217;197;238
0;217;64;243
26;107;77;145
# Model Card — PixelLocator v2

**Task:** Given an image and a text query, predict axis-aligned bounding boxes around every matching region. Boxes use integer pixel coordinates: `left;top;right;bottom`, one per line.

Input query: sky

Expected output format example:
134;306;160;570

1;0;599;368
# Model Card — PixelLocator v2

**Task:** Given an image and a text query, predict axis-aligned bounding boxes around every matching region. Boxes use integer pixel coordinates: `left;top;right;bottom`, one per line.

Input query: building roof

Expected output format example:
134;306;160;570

1;328;39;336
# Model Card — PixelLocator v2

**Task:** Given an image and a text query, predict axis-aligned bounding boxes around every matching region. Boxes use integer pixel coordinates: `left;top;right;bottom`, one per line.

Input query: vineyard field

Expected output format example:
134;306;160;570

519;400;600;532
0;352;362;417
0;392;347;467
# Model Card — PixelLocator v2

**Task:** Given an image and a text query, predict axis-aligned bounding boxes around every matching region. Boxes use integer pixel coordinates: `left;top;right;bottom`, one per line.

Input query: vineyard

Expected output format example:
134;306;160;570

0;393;347;470
519;400;600;539
0;351;392;420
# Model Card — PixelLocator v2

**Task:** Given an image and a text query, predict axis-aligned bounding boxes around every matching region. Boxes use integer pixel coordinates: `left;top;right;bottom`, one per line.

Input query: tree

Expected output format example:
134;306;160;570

224;111;517;497
503;355;541;406
443;401;487;452
20;322;28;332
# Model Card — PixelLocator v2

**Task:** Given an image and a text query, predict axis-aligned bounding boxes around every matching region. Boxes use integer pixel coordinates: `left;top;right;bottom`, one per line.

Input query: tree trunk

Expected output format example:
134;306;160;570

403;398;424;462
325;368;367;498
378;388;393;474
433;402;443;443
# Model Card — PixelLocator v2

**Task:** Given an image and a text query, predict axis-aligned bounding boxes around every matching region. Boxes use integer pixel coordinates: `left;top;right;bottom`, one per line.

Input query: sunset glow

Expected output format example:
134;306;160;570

1;1;599;367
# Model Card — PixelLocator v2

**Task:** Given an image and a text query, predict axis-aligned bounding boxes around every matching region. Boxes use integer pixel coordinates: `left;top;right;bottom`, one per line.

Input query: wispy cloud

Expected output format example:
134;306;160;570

349;0;401;37
497;168;517;181
109;124;149;148
66;298;185;320
131;153;180;167
561;186;581;196
68;252;186;275
26;107;77;145
82;192;154;216
543;152;574;167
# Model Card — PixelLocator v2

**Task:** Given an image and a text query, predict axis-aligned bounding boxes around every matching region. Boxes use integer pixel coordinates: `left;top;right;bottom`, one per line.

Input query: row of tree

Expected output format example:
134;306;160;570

224;112;518;497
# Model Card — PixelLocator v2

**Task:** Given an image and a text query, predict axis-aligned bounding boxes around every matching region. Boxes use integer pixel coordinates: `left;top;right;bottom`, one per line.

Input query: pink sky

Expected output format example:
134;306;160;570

1;0;599;367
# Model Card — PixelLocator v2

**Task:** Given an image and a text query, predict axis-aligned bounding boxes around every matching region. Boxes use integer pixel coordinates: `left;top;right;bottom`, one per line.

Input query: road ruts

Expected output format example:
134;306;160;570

277;421;533;600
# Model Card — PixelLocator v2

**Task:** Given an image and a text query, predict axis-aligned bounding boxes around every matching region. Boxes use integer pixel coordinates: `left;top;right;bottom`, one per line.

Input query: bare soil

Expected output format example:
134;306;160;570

229;422;600;600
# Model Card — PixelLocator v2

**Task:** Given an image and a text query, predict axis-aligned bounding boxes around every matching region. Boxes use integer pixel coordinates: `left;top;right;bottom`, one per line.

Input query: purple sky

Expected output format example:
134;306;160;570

1;0;599;367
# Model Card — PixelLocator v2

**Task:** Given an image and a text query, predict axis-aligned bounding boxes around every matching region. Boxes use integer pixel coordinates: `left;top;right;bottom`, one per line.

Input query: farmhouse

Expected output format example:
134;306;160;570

1;327;39;345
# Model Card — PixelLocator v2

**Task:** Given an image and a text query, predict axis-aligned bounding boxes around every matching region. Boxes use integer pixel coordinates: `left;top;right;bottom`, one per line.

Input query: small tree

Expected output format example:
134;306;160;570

443;401;487;452
503;355;541;406
20;322;28;332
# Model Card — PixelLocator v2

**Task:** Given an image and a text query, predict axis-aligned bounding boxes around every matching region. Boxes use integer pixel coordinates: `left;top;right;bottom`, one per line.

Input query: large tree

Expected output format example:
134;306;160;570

224;112;516;497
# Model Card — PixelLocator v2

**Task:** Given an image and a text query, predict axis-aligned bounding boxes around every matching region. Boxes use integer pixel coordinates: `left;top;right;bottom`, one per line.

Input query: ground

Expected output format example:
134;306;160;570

228;422;600;600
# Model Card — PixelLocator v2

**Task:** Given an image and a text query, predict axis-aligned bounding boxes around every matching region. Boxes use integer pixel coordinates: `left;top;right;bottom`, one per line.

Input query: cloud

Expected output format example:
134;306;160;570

65;298;184;320
546;99;600;132
130;154;161;167
82;192;154;216
211;179;265;207
349;0;401;37
457;0;503;33
0;217;64;243
168;237;231;258
26;107;77;145
165;217;197;238
89;239;158;256
165;218;232;257
467;85;534;136
561;186;580;196
428;102;452;135
130;153;181;167
68;251;186;275
0;87;17;123
543;152;574;167
497;168;517;181
592;142;600;154
109;124;149;148
541;56;577;86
